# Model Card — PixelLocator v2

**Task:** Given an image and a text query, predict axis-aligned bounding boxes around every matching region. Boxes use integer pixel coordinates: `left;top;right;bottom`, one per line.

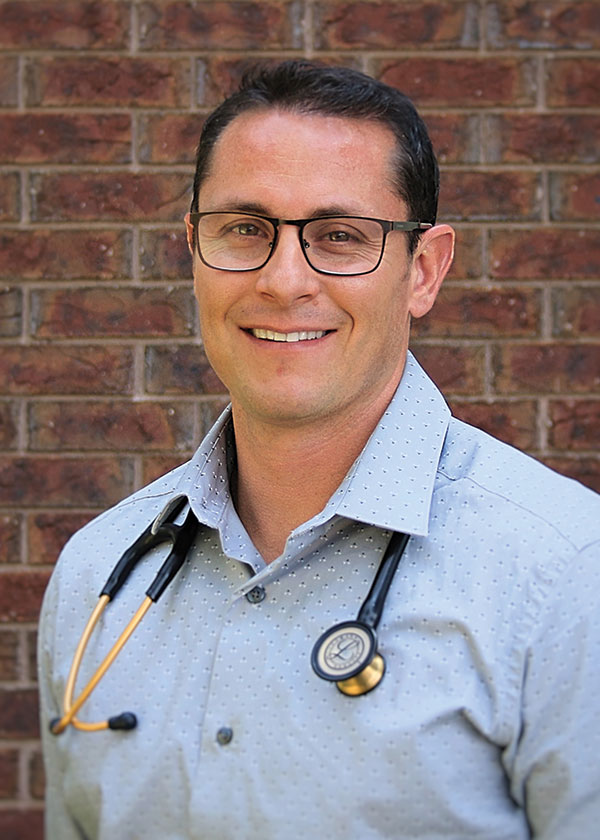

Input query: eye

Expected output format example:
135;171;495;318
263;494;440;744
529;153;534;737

327;230;352;242
232;223;260;236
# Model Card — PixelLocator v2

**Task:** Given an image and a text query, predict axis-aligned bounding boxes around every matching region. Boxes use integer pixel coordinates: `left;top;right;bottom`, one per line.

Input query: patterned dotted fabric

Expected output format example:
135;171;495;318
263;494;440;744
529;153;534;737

39;353;600;839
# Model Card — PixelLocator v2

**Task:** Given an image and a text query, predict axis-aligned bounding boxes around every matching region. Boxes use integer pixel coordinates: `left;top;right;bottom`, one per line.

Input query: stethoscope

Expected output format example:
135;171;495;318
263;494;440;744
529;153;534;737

50;497;409;736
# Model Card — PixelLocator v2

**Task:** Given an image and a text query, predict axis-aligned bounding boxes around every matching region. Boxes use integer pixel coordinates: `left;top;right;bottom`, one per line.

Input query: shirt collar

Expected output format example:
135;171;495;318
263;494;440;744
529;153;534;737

172;351;450;539
324;352;450;536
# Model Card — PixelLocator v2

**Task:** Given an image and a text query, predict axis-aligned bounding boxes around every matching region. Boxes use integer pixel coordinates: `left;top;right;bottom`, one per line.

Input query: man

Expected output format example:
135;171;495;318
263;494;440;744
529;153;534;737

39;61;600;839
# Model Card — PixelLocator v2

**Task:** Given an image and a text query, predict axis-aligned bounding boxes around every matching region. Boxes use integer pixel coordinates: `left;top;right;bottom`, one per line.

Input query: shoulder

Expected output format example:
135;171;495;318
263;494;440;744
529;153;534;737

51;459;193;589
436;415;600;552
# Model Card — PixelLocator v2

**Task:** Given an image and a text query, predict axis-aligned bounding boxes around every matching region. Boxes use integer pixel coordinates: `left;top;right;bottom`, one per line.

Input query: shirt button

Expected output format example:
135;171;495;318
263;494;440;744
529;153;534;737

246;585;266;604
216;726;233;745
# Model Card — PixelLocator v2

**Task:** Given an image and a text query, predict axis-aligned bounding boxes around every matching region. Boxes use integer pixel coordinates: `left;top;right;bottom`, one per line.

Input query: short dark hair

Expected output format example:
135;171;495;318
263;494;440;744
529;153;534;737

190;60;439;252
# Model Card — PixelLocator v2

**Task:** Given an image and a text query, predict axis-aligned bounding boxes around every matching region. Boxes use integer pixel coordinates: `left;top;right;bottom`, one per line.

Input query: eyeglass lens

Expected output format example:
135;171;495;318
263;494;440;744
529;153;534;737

196;213;386;275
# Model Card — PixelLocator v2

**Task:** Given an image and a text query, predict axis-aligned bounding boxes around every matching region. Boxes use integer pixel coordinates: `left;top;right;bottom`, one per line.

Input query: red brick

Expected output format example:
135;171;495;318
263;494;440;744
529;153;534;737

0;0;129;49
0;456;133;507
141;399;228;483
0;573;49;624
29;750;45;800
0;687;40;738
29;401;195;452
0;401;19;449
484;114;600;164
0;287;21;338
449;399;538;451
138;0;300;50
31;287;195;339
439;171;541;222
411;344;486;395
31;172;190;222
445;228;483;281
0;172;20;221
493;344;600;395
489;230;600;280
140;229;191;280
27;512;95;566
0;748;18;798
541;456;600;494
0;114;131;164
0;630;19;680
28;56;190;107
553;286;600;338
26;629;37;682
376;57;536;107
550;172;600;221
486;1;600;49
0;810;43;840
0;400;19;449
0;230;132;281
414;286;540;338
546;59;600;107
426;114;480;165
138;113;205;165
0;56;18;106
196;56;290;107
314;1;478;49
145;345;227;396
142;454;192;486
0;514;20;563
549;399;600;451
0;346;134;396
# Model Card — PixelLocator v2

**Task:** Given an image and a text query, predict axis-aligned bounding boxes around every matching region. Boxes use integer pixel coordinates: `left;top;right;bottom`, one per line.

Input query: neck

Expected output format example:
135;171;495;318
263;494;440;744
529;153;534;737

231;392;397;563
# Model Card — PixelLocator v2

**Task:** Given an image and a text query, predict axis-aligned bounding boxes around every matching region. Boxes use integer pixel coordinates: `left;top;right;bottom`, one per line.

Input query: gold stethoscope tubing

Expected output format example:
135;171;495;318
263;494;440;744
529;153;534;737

51;595;152;734
50;497;198;736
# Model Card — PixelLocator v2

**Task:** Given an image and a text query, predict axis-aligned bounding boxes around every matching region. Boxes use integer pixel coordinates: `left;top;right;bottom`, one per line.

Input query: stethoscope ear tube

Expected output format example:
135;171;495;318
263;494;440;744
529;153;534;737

311;531;410;696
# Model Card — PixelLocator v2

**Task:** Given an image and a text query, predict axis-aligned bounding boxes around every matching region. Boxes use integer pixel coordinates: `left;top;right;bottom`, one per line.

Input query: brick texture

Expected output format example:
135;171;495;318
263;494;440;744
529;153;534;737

1;0;598;819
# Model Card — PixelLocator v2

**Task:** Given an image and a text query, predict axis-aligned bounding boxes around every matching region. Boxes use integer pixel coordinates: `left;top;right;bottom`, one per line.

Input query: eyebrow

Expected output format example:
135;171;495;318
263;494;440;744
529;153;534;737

210;201;366;219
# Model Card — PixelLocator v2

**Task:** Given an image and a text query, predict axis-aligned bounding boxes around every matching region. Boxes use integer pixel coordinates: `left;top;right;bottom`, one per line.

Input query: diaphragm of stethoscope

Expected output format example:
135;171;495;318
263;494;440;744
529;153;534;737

310;530;410;697
311;620;385;696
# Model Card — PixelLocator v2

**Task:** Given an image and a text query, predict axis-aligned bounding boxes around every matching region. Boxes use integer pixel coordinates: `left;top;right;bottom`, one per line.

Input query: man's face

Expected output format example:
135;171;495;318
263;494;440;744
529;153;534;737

187;109;449;430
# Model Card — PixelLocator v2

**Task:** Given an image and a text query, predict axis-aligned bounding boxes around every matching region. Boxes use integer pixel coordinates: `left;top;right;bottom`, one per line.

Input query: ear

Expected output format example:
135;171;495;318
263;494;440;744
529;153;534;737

184;213;195;256
407;224;455;319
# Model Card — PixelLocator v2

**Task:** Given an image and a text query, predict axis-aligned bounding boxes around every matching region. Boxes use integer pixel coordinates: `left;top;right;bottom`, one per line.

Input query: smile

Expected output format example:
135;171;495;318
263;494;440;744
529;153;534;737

250;329;329;342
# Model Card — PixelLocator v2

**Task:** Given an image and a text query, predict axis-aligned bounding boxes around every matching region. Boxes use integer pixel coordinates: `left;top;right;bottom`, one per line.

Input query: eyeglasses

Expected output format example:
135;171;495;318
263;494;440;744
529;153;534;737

188;212;432;277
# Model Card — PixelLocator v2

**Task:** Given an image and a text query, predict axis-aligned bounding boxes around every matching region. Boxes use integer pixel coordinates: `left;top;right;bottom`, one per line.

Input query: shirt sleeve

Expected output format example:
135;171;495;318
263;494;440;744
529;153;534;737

38;566;85;840
510;539;600;838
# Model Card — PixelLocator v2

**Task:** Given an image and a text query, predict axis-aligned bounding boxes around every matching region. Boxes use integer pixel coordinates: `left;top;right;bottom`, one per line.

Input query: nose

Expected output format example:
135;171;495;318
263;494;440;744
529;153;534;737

254;223;321;305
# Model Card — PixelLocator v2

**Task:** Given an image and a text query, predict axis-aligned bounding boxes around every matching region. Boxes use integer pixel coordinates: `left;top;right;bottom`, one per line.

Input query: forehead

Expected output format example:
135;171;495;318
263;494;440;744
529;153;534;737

198;109;404;217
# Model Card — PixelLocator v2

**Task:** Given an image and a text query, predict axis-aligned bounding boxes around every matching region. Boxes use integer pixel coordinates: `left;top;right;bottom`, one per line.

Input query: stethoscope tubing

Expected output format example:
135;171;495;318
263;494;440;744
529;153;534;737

50;500;198;735
51;501;411;733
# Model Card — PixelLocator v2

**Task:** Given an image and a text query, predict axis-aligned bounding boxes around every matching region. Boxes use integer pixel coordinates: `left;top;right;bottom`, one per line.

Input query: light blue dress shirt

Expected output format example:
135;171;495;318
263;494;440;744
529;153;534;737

39;353;600;839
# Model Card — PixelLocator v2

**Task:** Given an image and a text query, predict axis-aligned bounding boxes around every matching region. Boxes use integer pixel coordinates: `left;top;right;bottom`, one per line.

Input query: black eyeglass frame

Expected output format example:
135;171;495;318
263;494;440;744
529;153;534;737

188;212;433;277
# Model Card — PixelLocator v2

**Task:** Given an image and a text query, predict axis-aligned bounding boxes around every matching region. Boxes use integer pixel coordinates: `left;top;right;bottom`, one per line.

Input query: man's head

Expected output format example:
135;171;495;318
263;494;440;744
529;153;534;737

191;60;439;253
185;62;454;433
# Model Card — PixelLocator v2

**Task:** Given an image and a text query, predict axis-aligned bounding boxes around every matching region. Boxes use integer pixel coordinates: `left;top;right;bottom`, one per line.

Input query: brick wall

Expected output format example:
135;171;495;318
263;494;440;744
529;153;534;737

0;1;598;834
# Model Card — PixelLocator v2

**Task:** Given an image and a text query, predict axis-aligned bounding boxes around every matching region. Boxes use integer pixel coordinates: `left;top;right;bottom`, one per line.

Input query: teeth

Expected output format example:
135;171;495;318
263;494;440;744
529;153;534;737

251;329;327;342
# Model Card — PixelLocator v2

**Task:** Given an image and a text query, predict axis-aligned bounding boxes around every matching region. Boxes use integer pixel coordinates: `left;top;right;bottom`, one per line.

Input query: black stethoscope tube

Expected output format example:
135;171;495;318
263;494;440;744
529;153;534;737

357;531;410;629
51;502;410;734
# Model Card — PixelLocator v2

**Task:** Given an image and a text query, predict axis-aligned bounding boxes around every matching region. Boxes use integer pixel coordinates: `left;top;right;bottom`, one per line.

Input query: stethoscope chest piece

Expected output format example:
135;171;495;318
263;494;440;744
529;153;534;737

310;530;410;697
311;620;384;696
